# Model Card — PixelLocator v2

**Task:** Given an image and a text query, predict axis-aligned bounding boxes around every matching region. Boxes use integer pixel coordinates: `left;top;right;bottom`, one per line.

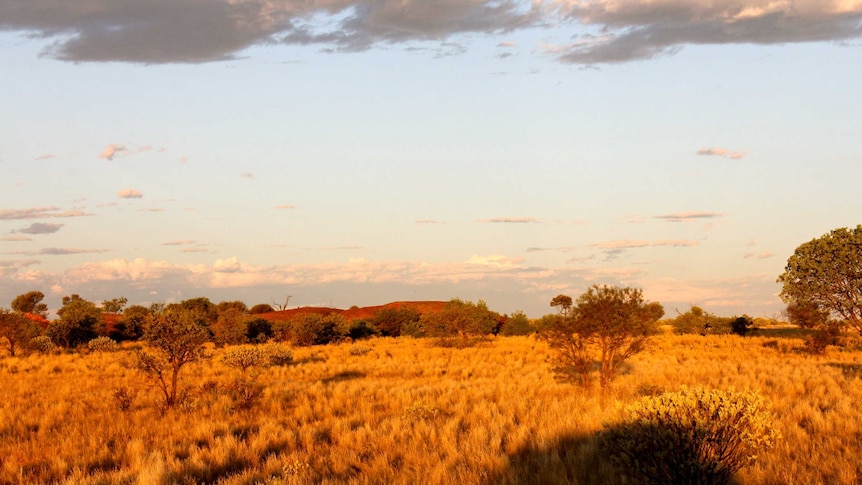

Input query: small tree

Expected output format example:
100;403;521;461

541;286;662;389
115;305;150;341
210;307;248;345
101;297;128;314
499;310;534;336
0;308;40;356
136;310;209;407
550;294;573;317
11;290;48;317
248;303;275;314
730;315;754;337
778;225;862;334
49;295;101;348
371;306;420;337
420;298;499;346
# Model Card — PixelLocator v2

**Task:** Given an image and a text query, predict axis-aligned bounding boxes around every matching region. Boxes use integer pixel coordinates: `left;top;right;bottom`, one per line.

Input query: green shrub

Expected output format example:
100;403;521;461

221;346;269;372
31;335;57;353
499;310;534;336
599;387;780;485
261;342;293;366
87;336;120;352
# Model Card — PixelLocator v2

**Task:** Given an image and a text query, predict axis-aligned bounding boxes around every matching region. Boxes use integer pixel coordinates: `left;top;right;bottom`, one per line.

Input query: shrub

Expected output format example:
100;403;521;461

730;316;754;337
599;387;780;485
221;346;269;372
403;400;441;422
248;303;274;314
87;336;120;352
245;318;274;342
31;335;57;353
499;310;534;336
262;342;293;366
290;313;347;346
803;322;841;354
371;306;420;337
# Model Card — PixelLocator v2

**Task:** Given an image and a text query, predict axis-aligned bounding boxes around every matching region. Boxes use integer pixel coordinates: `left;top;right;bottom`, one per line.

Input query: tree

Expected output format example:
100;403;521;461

166;297;218;327
11;290;48;317
0;308;41;356
778;225;862;334
371;306;421;337
101;297;128;314
550;294;573;317
137;309;209;407
419;298;499;346
49;295;101;347
217;300;248;316
499;310;534;336
248;303;275;314
210;307;248;345
731;315;754;337
541;285;663;389
115;305;150;341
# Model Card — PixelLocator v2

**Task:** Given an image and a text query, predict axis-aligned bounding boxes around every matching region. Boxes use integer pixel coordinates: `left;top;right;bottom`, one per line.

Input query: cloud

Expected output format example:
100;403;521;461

654;211;724;223
162;240;196;246
592;240;700;250
0;0;539;64
526;246;576;253
213;257;242;273
10;248;110;256
34;154;55;161
0;206;90;220
478;217;541;223
552;0;862;64
1;236;32;242
16;223;63;235
697;148;745;159
744;251;774;259
241;172;254;178
416;219;444;224
99;144;127;160
275;205;295;210
0;259;40;278
118;189;144;199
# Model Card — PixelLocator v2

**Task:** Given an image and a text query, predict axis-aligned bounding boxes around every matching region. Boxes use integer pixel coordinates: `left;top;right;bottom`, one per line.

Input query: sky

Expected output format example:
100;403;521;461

1;0;861;318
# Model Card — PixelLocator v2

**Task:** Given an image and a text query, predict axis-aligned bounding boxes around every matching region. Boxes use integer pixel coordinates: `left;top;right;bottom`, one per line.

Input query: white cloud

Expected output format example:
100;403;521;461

118;189;144;199
592;240;700;249
697;147;745;159
477;217;541;223
99;144;127;160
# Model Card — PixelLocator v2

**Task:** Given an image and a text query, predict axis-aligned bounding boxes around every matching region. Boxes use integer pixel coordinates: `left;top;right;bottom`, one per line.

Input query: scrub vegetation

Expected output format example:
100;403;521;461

3;226;862;484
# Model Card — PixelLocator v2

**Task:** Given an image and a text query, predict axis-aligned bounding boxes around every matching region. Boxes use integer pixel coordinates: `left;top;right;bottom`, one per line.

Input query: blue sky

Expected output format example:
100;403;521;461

1;0;861;317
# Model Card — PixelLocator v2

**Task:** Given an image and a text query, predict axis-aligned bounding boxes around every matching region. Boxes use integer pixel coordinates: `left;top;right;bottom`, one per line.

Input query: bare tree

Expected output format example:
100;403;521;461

272;294;292;311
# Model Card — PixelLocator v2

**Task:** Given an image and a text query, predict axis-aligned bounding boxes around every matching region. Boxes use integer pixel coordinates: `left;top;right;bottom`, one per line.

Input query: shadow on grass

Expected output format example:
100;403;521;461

824;362;862;379
750;326;812;339
485;427;745;485
322;370;366;384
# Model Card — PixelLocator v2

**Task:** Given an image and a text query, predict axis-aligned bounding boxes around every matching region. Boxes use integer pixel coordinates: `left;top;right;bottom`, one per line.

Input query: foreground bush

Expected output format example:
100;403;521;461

599;387;780;485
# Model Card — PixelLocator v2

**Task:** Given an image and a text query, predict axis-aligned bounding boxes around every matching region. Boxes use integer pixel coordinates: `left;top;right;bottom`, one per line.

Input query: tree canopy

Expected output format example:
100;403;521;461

11;291;48;317
778;225;862;334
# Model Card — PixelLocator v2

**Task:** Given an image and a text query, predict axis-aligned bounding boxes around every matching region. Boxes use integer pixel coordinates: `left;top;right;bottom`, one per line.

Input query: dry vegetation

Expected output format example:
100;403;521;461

2;331;862;484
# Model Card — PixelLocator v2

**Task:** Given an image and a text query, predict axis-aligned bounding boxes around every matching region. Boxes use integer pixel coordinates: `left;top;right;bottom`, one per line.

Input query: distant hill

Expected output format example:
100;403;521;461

256;301;448;323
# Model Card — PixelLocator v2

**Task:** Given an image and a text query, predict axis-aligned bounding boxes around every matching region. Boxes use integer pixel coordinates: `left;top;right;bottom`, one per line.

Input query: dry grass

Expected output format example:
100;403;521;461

1;333;862;484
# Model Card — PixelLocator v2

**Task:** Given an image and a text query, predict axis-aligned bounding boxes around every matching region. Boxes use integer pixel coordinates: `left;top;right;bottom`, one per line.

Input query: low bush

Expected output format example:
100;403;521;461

261;342;293;366
599;387;780;485
87;336;120;352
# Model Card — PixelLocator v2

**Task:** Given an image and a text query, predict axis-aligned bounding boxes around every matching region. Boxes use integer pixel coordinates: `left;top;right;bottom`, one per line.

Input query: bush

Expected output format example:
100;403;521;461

221;346;269;372
499;310;534;336
31;335;57;353
599;387;780;485
87;336;120;352
804;322;841;354
262;342;293;366
248;303;275;314
371;306;420;337
289;313;347;346
730;316;754;337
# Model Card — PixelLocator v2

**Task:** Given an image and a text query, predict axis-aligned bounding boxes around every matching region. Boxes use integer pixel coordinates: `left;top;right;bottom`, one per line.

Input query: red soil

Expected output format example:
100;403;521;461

255;301;448;323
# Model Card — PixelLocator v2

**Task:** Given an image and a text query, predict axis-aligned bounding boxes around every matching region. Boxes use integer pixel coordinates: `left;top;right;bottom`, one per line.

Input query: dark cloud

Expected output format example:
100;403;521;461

2;0;860;65
554;1;862;64
17;222;63;235
0;206;90;220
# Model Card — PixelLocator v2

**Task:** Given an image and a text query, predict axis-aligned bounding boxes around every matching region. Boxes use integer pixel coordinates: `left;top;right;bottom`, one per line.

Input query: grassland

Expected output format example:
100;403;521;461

1;332;861;484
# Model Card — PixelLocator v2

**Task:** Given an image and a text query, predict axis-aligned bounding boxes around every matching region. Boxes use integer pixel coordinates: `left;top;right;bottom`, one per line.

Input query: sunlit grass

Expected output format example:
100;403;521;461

1;333;861;483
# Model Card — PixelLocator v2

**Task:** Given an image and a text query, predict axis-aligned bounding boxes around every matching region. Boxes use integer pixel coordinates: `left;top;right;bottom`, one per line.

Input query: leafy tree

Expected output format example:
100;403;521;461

137;309;209;407
210;307;248;345
371;306;420;337
101;297;128;314
289;313;348;346
217;300;248;316
165;297;218;327
246;318;274;342
0;308;41;356
115;305;150;341
731;315;754;337
499;310;534;336
248;303;275;314
550;294;573;317
784;301;830;329
419;298;499;346
778;225;862;334
49;295;101;347
11;290;48;317
541;285;663;389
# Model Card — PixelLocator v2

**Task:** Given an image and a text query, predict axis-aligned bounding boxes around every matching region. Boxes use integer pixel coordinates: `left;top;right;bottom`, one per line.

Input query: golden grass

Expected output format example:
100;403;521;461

1;334;862;484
